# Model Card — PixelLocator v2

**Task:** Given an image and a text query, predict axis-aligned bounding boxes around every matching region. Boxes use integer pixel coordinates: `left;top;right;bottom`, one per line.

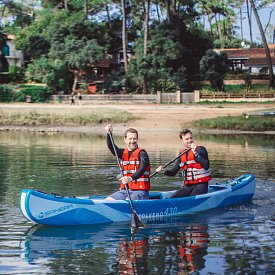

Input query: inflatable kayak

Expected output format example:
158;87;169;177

20;174;255;226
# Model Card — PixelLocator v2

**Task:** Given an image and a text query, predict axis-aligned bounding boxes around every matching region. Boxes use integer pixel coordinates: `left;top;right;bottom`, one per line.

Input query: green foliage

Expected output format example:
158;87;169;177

200;83;275;93
200;50;229;91
15;85;51;102
0;32;9;73
127;15;213;93
0;31;7;49
128;26;187;92
26;35;51;59
243;72;252;91
51;38;105;70
0;85;15;102
9;66;25;83
3;0;270;95
0;108;134;126
25;57;72;92
193;115;275;131
169;67;188;92
213;37;243;49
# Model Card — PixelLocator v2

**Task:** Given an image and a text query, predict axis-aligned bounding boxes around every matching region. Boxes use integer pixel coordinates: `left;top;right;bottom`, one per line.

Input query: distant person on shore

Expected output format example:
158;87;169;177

155;129;212;197
77;92;82;106
70;93;76;105
104;124;151;200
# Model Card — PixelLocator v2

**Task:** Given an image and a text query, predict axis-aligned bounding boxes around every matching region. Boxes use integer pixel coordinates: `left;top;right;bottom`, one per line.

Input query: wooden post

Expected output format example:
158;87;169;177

157;91;162;103
176;90;181;103
194;90;200;102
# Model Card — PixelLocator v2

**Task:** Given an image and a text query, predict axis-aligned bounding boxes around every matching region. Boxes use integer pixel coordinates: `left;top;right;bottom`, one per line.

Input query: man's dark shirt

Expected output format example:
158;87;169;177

164;146;210;176
107;134;150;180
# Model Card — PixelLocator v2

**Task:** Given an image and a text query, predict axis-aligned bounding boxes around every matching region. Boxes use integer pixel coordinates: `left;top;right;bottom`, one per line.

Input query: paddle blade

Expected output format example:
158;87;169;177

131;211;144;229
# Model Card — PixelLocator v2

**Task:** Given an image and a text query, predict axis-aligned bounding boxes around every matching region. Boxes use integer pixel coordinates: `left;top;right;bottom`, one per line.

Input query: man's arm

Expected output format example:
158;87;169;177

130;150;150;181
106;133;124;158
164;155;181;176
194;146;210;170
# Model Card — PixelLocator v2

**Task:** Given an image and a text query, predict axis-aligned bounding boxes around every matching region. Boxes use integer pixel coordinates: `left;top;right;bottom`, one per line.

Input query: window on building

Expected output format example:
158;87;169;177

2;45;10;56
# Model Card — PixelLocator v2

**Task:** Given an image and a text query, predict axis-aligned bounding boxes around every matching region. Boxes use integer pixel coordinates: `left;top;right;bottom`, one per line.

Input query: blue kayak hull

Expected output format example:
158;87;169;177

20;174;255;226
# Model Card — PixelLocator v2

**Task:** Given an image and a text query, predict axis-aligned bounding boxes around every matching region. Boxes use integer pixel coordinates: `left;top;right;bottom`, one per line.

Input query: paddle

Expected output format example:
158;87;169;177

150;148;191;178
108;131;144;229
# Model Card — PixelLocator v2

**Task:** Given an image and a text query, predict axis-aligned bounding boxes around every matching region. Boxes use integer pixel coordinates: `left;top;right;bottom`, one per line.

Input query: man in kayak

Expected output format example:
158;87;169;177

156;129;212;197
105;124;151;200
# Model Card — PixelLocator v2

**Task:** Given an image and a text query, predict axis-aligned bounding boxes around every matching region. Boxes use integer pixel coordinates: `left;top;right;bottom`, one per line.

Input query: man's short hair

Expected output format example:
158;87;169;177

179;128;192;139
124;128;138;138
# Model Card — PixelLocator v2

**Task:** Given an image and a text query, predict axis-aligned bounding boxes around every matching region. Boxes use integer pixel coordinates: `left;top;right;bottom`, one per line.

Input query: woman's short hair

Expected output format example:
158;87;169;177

179;129;192;139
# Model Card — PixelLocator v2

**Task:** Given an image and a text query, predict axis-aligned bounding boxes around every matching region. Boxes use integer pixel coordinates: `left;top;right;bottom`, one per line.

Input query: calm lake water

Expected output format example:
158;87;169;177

0;131;274;274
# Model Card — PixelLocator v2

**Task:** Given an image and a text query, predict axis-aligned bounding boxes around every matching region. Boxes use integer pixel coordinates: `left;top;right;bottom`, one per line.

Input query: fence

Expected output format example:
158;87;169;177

51;90;275;104
196;91;275;102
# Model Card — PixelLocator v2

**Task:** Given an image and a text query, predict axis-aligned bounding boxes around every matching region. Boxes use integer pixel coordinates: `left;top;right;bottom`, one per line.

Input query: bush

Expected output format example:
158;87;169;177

0;85;15;102
9;66;25;83
15;85;51;102
200;50;229;91
199;84;274;94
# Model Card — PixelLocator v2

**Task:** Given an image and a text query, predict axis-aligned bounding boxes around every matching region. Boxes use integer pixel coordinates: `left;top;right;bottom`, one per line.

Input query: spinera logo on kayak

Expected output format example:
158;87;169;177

39;204;74;219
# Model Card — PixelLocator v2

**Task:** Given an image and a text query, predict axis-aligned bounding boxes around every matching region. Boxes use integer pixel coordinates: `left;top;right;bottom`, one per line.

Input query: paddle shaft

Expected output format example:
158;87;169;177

108;131;144;228
150;148;191;178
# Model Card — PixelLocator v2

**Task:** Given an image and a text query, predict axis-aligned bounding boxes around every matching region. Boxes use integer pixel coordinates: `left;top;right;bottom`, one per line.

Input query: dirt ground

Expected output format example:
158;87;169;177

0;102;274;137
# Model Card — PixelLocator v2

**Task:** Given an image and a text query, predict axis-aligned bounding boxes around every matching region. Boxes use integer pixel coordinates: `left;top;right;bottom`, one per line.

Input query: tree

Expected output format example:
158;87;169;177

128;27;183;92
121;0;128;74
26;35;51;59
248;0;274;87
200;50;229;91
50;20;108;92
142;0;150;94
25;56;72;92
0;31;8;72
51;38;106;92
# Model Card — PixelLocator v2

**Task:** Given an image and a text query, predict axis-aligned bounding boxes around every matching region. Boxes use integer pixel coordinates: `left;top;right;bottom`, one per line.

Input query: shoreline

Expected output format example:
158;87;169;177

0;102;274;135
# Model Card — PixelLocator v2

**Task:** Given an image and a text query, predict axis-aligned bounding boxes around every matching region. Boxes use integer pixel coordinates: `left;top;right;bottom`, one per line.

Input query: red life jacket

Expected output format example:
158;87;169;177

180;148;212;185
120;147;150;190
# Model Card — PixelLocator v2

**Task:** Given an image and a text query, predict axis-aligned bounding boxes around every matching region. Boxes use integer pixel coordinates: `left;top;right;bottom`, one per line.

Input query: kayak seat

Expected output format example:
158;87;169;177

208;185;228;193
149;190;176;199
149;193;162;199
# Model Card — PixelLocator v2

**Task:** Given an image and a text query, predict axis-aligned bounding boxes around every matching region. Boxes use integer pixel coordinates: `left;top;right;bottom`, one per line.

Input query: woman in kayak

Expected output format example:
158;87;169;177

156;129;212;197
105;124;151;200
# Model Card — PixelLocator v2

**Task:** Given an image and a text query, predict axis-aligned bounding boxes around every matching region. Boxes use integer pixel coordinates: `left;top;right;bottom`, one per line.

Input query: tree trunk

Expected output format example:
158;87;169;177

105;4;112;30
72;70;79;93
64;0;68;11
143;0;150;94
121;0;128;74
165;0;171;23
172;0;176;15
246;0;253;42
0;5;7;22
264;6;275;34
84;0;88;18
240;7;244;40
249;0;274;87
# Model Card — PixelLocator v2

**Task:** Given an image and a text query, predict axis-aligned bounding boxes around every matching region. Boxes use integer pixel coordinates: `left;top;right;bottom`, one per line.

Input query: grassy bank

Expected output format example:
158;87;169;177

0;108;135;126
192;115;275;131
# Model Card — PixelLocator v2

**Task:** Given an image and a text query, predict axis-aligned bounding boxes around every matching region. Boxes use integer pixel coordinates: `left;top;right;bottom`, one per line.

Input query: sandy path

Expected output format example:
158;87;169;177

0;102;274;136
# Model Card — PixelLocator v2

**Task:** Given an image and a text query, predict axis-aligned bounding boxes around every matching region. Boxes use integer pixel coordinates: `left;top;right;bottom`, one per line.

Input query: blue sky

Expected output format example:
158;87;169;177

236;5;275;44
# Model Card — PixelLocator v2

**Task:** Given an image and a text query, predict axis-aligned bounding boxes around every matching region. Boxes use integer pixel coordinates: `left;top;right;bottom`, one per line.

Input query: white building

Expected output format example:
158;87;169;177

2;34;24;70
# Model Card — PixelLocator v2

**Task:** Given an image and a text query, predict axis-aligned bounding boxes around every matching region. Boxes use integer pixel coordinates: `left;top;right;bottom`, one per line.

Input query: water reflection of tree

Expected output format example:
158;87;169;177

0;145;10;202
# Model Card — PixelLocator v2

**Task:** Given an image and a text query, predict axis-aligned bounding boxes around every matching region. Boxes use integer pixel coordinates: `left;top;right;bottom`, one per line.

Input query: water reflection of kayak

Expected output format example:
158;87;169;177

20;210;255;266
20;174;255;226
